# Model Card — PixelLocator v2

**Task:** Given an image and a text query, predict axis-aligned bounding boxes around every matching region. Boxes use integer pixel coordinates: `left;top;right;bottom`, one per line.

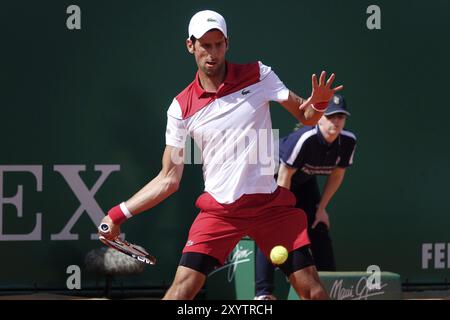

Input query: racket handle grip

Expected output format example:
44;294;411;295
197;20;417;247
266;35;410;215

98;223;111;234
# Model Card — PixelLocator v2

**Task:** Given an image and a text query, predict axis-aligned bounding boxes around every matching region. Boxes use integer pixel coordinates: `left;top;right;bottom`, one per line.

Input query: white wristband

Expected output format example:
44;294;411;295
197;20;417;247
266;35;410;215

120;202;133;219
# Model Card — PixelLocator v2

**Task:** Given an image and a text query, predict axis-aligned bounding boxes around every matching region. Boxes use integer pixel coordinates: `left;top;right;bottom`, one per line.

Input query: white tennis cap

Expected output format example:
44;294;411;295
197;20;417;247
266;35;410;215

188;10;228;39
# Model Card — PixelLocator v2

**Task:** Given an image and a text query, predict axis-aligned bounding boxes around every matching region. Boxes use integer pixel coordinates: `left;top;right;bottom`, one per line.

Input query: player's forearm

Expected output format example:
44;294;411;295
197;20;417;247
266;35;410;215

301;103;325;126
281;91;323;126
318;168;345;210
125;169;181;215
106;146;184;225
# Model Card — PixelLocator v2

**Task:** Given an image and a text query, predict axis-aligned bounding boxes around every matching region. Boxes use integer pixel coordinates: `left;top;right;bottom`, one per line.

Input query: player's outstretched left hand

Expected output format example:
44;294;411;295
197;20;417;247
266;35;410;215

308;71;344;107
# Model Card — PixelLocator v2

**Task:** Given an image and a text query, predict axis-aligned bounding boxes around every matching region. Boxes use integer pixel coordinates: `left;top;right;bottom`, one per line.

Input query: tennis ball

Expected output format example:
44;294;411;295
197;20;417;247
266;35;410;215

270;245;288;265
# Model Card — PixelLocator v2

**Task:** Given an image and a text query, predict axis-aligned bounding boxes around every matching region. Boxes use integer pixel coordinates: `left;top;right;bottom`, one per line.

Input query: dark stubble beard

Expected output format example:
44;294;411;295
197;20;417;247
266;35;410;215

201;60;226;78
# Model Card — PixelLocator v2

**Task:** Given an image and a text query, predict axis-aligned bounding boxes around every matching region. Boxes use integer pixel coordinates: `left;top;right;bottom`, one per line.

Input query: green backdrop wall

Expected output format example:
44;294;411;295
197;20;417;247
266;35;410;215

1;0;449;291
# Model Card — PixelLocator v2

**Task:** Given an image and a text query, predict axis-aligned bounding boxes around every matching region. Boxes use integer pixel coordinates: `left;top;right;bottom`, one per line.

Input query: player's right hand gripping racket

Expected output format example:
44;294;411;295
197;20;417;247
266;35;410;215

98;223;156;265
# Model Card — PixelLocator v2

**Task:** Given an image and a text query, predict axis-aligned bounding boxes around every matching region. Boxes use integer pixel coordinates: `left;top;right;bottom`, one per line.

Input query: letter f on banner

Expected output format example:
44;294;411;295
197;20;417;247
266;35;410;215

51;165;120;240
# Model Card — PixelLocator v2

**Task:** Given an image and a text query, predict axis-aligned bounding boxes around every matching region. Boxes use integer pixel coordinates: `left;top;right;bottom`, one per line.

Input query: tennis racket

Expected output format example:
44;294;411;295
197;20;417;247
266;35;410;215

98;223;156;265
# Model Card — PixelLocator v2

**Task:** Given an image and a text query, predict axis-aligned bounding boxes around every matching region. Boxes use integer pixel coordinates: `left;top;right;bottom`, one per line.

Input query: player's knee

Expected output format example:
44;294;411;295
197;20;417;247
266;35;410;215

309;286;329;300
295;282;328;300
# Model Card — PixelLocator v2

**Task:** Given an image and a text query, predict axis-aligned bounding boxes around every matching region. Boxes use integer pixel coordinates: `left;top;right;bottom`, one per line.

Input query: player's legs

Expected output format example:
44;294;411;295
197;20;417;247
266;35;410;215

165;192;249;300
288;265;328;300
250;187;328;299
255;246;276;298
254;186;310;299
163;252;222;299
163;265;206;300
277;246;328;300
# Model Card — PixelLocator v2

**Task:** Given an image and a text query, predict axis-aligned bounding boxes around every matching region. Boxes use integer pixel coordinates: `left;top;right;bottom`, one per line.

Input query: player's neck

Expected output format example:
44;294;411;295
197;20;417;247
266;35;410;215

198;64;226;92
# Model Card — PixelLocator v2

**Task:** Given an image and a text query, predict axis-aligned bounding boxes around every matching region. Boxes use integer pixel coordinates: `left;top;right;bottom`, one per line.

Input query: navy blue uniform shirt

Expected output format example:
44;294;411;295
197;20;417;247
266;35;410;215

279;125;357;186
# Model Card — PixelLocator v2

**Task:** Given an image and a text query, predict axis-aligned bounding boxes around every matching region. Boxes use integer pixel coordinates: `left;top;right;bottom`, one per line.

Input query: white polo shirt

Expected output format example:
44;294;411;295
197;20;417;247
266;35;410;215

165;61;289;203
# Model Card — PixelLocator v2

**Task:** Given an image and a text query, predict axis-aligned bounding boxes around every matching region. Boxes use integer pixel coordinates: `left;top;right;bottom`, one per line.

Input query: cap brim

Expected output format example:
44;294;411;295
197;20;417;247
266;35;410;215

324;110;351;116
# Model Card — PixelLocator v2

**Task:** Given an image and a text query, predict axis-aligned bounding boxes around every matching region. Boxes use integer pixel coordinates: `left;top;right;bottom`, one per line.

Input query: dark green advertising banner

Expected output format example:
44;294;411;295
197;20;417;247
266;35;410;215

1;0;449;294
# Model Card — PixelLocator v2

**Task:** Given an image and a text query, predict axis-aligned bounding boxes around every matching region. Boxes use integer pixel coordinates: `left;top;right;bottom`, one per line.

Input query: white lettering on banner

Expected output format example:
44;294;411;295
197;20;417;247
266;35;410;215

0;165;120;241
51;165;120;240
0;166;43;240
422;243;450;269
208;245;253;282
329;277;388;300
366;265;381;290
435;243;446;269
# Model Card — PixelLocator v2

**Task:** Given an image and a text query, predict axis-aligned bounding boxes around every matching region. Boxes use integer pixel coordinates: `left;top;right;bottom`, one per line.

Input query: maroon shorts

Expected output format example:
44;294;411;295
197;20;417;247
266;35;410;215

182;187;310;265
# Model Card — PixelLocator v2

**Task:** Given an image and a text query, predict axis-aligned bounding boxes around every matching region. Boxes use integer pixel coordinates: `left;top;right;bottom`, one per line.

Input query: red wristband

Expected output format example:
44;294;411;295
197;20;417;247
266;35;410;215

108;202;132;225
311;101;329;112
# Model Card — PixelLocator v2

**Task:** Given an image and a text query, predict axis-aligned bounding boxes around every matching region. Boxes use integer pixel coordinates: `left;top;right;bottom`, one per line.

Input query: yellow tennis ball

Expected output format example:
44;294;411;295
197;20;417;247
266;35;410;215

270;245;288;265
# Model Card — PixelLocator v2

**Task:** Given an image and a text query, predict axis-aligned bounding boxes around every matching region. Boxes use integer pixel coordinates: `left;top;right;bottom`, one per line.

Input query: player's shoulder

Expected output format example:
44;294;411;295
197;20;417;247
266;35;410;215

257;61;283;81
170;79;198;119
175;80;195;103
167;96;183;119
